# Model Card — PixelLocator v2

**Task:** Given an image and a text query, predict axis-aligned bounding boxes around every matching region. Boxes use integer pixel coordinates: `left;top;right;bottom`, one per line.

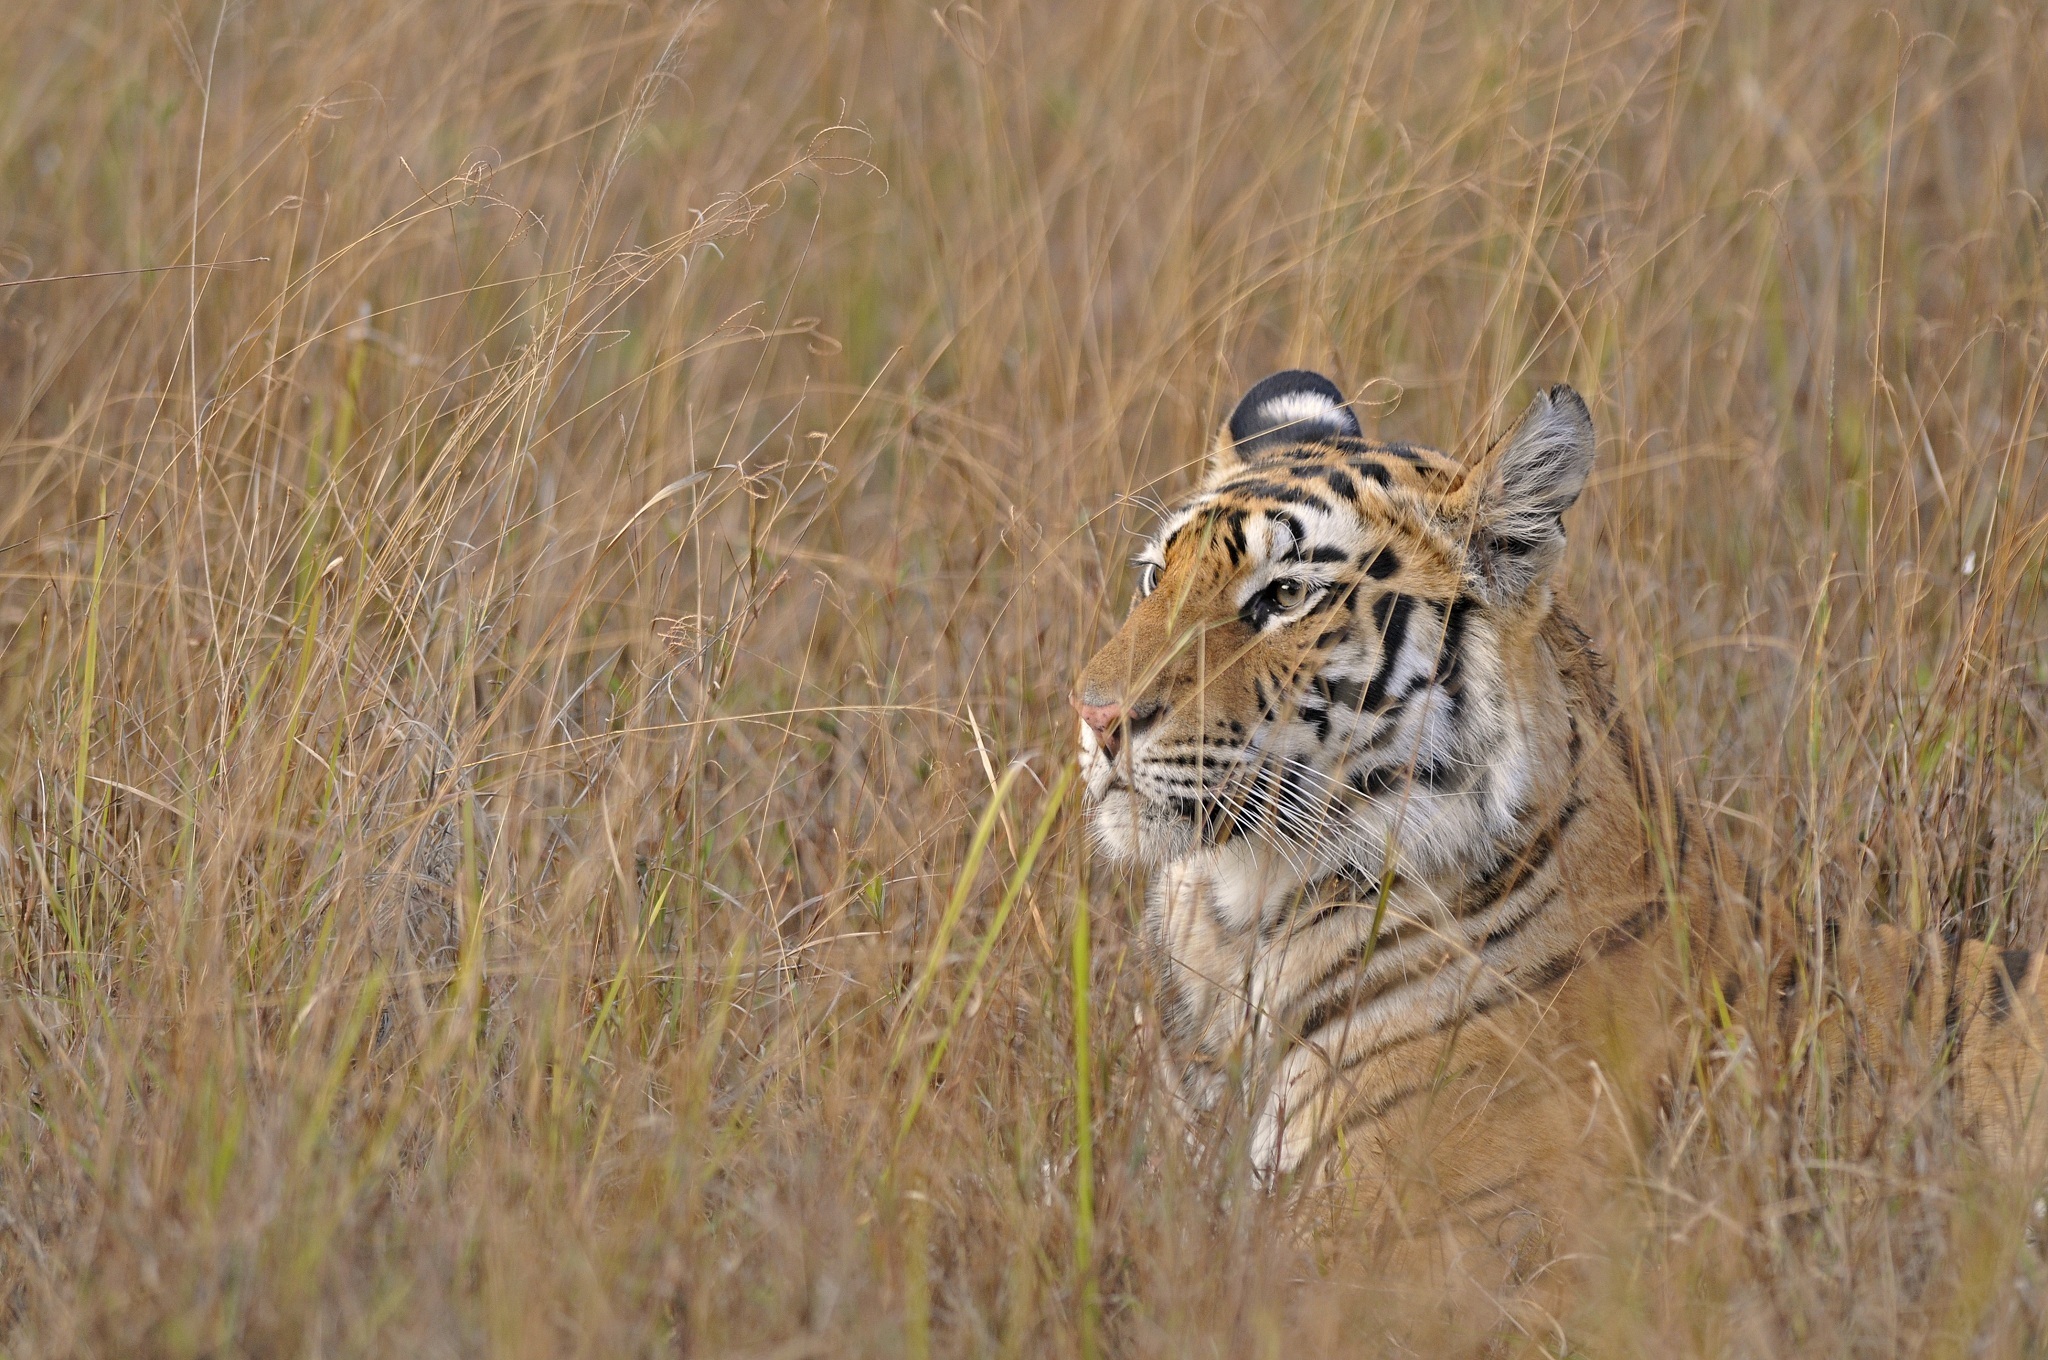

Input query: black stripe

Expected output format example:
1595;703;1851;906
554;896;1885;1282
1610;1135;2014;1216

1433;596;1477;692
1582;896;1669;958
1942;925;1967;1039
1469;897;1668;1025
1352;704;1409;752
1361;595;1416;711
1480;885;1562;950
1300;699;1332;744
1338;1077;1434;1132
1415;758;1466;792
1262;864;1389;946
1466;951;1578;1021
1991;948;2033;1022
1291;921;1450;1040
1303;582;1356;620
1460;793;1582;915
1223;480;1330;509
1510;946;1583;999
1221;508;1248;564
1166;507;1250;564
1612;720;1645;800
1351;764;1400;798
1267;890;1370;944
1295;961;1413;1047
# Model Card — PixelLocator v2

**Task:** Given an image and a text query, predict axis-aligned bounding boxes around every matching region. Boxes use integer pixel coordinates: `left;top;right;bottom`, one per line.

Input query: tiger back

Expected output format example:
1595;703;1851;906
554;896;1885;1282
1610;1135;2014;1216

1073;370;2048;1238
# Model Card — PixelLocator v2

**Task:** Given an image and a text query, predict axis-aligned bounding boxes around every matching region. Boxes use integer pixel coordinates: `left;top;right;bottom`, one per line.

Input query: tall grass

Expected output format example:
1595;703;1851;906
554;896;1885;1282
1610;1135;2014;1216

3;0;2047;1353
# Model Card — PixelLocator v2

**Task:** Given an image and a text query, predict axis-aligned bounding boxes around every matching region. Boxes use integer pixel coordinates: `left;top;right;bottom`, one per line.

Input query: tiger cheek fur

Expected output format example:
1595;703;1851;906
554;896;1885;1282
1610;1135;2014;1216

1074;369;2048;1245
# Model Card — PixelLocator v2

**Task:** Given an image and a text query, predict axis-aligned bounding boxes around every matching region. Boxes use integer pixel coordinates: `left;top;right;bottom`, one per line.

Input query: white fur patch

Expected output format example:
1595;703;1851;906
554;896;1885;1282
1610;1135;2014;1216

1256;391;1346;430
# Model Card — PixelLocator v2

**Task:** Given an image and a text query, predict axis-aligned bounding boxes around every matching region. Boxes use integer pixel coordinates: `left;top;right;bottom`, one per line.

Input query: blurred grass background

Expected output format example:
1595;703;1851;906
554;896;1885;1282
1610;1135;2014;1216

3;0;2048;1353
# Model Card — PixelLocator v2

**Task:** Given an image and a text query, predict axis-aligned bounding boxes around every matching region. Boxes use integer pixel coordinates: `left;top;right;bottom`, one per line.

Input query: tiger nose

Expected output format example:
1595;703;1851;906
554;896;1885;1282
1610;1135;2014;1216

1078;702;1124;758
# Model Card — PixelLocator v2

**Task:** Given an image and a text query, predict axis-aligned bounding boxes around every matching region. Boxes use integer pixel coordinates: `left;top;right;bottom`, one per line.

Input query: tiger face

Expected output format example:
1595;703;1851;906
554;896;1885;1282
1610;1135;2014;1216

1075;370;1595;893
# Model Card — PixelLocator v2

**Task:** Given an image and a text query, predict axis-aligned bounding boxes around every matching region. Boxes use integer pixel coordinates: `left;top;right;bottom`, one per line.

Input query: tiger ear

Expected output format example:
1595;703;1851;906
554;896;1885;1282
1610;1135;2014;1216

1449;384;1595;599
1208;370;1361;480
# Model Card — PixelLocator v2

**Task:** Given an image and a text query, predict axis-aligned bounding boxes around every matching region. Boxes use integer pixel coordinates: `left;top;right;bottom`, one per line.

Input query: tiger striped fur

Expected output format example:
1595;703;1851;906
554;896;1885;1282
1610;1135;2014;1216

1075;370;2048;1229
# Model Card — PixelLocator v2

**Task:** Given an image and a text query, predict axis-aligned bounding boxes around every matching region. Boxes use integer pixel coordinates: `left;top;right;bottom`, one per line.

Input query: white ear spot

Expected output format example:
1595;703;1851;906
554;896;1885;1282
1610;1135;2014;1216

1220;370;1363;467
1256;391;1347;432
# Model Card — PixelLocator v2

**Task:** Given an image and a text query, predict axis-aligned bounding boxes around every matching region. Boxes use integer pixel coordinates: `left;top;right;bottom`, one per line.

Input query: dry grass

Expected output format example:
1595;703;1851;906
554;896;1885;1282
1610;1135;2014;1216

3;0;2048;1353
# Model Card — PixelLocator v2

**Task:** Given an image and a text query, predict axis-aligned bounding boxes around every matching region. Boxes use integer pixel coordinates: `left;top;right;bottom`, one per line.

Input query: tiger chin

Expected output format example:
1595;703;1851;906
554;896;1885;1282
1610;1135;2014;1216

1074;368;2048;1248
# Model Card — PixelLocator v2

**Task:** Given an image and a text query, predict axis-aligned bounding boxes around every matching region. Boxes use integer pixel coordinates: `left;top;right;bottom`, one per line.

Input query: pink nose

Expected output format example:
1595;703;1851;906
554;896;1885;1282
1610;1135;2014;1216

1077;702;1123;757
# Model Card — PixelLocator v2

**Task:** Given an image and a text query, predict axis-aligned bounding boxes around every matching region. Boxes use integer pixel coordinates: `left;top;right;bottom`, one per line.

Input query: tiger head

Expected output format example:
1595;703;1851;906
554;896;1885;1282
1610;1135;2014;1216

1074;370;1596;888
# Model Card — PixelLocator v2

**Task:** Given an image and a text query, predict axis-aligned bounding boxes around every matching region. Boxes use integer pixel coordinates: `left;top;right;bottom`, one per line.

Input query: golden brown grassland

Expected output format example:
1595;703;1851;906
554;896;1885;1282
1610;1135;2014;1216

4;0;2048;1353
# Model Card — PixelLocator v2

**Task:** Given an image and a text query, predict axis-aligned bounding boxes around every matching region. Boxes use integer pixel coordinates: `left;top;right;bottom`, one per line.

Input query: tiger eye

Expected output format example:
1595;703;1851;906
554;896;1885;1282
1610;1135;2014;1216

1271;578;1308;611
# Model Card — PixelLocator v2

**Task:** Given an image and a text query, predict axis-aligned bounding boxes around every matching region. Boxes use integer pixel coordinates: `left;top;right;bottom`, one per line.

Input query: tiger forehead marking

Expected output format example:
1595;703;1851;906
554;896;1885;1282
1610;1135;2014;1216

1074;368;2048;1252
1156;455;1450;587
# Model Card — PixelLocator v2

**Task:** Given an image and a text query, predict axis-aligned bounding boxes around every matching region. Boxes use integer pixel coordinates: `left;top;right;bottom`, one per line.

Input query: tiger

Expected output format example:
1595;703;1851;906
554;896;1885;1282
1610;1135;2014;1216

1074;368;2048;1240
